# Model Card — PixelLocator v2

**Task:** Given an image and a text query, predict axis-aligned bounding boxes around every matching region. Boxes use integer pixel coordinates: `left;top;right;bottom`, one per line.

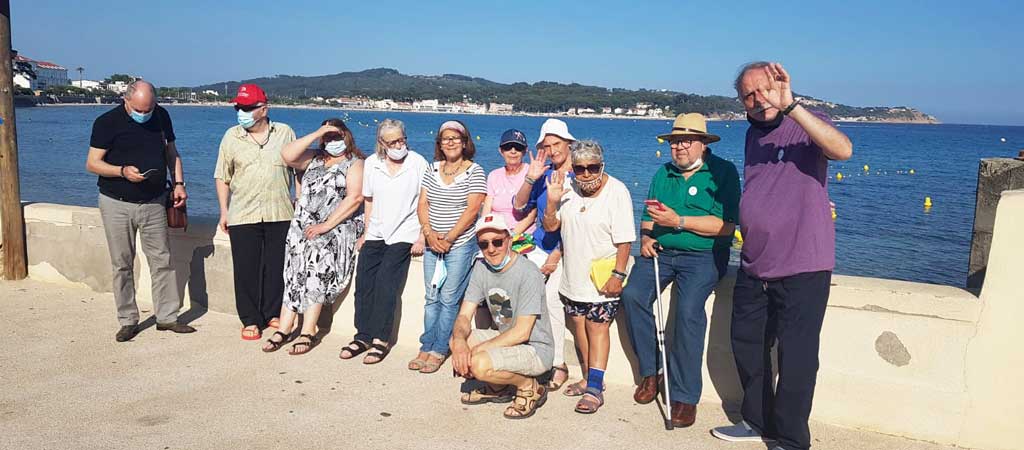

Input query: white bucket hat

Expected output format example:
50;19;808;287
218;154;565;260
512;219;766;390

536;118;576;145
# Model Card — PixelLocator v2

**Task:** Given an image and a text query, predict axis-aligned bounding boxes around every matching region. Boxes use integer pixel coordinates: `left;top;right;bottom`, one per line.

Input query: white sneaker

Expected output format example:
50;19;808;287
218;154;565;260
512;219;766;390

711;421;775;443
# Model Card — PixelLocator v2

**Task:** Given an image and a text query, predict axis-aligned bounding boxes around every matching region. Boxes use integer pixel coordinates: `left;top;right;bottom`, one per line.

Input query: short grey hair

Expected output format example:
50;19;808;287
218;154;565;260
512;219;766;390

570;139;604;164
734;61;771;94
124;80;154;99
375;118;406;157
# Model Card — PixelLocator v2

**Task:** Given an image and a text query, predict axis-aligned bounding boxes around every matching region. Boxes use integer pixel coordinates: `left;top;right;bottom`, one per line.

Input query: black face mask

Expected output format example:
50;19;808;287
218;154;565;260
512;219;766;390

747;112;784;131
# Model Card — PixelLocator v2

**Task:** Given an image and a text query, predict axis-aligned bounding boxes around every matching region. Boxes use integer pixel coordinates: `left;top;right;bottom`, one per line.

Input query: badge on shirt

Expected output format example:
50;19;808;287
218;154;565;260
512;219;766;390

688;186;698;196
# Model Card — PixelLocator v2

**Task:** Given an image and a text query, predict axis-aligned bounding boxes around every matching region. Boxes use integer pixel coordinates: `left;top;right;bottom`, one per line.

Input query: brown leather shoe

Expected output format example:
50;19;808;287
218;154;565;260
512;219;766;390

633;374;660;404
670;401;697;428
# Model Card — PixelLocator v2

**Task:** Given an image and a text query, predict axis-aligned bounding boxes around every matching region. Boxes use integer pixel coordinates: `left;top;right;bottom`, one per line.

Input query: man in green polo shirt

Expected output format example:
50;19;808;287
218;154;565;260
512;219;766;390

621;113;740;428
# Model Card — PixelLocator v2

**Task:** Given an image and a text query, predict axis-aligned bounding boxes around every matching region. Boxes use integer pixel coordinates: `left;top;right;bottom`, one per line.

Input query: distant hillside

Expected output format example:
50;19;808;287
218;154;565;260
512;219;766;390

193;68;937;123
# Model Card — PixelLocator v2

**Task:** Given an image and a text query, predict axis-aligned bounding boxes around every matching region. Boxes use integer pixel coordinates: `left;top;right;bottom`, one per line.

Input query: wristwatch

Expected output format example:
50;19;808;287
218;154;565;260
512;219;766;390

174;181;186;187
674;216;685;231
611;270;627;281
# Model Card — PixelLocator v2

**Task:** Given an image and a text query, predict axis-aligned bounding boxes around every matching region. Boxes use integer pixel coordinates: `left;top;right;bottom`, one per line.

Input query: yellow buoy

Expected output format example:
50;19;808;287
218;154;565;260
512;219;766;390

863;164;869;171
832;209;837;221
655;150;662;158
924;196;933;207
476;136;480;140
835;172;843;181
734;229;743;243
657;137;665;144
909;169;915;175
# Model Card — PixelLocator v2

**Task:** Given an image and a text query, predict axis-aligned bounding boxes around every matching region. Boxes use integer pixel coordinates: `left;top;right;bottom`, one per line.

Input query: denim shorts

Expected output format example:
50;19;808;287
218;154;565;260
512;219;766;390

470;329;549;377
560;295;621;323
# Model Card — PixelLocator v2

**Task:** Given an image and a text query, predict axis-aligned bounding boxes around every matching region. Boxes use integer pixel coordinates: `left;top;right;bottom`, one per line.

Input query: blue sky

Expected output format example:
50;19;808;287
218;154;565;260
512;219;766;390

12;0;1023;125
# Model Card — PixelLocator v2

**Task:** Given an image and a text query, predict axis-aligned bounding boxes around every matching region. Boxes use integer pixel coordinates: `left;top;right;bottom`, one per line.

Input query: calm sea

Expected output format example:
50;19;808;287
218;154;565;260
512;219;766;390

13;105;1024;287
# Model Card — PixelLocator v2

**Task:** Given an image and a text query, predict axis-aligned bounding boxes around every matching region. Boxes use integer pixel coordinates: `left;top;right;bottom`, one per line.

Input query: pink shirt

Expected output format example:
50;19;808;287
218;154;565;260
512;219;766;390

486;166;535;234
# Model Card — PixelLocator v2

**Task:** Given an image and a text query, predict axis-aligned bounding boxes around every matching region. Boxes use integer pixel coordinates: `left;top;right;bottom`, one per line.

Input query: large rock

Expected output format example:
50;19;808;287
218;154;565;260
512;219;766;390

969;158;1024;288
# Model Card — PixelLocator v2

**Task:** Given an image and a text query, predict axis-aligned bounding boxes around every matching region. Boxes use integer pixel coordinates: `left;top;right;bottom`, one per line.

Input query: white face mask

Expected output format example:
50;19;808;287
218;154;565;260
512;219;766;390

386;145;409;160
674;157;703;172
324;140;347;156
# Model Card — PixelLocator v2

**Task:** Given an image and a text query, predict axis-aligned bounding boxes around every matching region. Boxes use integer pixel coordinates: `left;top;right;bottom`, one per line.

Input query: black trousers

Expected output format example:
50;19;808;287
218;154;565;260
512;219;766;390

353;240;412;343
731;269;831;450
227;221;290;328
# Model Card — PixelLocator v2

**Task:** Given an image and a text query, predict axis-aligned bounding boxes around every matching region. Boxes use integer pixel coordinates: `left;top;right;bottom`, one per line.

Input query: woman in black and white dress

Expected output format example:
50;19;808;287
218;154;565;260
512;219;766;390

262;118;365;355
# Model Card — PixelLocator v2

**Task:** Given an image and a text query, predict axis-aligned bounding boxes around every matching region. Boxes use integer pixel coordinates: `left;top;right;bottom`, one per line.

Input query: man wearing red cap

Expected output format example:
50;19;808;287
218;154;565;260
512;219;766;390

214;84;298;340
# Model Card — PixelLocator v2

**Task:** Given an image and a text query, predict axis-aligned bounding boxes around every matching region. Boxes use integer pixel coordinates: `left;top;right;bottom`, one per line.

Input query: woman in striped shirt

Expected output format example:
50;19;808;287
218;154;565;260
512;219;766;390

410;120;487;374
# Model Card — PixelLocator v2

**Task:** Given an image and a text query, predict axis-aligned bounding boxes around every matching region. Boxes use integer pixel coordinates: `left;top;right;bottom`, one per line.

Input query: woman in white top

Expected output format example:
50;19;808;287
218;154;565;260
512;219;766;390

338;119;427;364
543;140;635;414
412;120;487;374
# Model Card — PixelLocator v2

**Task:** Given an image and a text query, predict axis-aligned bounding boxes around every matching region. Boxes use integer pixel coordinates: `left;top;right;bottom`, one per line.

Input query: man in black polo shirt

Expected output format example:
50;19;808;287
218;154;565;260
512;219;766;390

85;80;196;342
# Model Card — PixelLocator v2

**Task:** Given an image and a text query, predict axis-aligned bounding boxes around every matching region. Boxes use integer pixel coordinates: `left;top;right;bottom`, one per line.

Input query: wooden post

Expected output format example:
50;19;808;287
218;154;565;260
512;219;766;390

0;0;27;280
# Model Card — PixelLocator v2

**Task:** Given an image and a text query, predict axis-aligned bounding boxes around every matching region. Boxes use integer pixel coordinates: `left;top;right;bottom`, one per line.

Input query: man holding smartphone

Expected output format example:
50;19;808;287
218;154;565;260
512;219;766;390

86;80;194;342
620;113;740;427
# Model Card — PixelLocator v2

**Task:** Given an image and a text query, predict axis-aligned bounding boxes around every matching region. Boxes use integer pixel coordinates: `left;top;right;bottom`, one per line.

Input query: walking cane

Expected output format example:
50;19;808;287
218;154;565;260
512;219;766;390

652;252;673;430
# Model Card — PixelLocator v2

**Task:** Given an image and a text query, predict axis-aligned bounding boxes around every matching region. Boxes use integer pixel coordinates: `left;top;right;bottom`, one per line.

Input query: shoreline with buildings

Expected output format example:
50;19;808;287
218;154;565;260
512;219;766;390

25;100;940;124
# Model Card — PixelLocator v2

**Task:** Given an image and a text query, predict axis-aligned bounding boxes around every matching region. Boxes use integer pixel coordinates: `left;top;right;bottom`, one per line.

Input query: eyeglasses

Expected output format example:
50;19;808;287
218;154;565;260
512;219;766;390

440;136;464;144
382;136;406;147
234;104;264;112
669;138;702;148
476;238;506;250
572;163;603;176
500;144;525;153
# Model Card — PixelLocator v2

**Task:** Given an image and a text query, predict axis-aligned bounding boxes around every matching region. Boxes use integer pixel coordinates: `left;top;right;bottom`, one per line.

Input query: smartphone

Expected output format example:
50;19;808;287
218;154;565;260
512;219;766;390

644;199;666;211
140;168;158;179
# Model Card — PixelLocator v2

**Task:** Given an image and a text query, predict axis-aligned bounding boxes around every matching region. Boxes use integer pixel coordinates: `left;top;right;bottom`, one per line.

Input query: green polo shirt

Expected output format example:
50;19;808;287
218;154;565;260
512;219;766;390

641;152;740;251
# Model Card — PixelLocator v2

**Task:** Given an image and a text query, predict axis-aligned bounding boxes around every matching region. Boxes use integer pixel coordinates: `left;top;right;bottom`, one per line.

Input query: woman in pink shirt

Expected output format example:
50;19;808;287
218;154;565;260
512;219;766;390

482;129;536;236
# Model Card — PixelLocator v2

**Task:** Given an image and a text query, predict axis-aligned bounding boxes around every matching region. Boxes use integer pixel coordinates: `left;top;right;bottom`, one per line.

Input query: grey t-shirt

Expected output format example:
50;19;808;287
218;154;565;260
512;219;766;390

465;255;554;369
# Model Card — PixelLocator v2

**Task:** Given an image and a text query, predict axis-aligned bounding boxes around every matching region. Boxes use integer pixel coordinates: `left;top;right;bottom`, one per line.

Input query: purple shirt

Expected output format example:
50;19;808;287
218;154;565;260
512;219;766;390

739;110;835;279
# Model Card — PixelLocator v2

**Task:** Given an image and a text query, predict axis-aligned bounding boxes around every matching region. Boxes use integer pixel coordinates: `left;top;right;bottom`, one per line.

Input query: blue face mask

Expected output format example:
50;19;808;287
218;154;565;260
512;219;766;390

484;250;512;272
129;107;152;124
237;109;257;129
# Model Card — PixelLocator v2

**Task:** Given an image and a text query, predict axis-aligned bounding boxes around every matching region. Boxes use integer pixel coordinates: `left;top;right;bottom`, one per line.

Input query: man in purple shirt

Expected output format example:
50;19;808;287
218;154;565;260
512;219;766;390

711;62;852;450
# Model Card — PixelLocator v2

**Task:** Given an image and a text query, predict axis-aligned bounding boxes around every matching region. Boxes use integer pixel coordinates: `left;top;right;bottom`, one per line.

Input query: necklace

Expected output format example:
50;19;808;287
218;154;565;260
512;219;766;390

442;160;465;177
248;131;271;149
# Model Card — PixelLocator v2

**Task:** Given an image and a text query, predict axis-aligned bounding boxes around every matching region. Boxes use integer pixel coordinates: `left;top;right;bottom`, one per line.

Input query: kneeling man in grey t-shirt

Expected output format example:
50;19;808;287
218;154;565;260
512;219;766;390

450;213;554;420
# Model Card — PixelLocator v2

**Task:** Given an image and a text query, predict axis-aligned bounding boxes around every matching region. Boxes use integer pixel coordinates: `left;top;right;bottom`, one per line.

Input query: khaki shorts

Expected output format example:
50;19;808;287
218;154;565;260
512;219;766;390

470;329;549;377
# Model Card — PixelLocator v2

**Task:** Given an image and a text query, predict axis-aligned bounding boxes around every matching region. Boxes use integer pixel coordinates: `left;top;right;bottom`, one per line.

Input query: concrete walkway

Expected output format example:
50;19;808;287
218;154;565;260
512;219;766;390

1;279;963;450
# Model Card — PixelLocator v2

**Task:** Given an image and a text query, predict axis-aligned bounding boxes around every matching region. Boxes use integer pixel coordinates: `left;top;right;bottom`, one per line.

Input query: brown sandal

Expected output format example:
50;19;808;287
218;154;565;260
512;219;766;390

546;365;570;391
408;352;430;371
574;388;605;414
288;334;319;356
504;382;548;419
261;331;290;353
462;384;516;405
419;354;445;374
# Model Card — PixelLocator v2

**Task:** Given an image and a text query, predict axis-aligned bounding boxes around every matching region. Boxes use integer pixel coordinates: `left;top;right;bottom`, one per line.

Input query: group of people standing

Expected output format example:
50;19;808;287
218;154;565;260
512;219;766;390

86;61;851;450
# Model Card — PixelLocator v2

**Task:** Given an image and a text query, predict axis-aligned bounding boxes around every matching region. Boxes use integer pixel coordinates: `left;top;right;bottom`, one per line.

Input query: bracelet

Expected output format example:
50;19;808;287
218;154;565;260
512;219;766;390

782;99;800;116
611;270;627;280
524;176;537;185
119;166;126;178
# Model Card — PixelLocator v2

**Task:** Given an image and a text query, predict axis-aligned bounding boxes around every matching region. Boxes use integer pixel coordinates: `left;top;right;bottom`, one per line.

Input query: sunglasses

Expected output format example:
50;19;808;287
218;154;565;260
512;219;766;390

234;104;264;112
572;163;603;176
500;144;526;153
476;238;506;250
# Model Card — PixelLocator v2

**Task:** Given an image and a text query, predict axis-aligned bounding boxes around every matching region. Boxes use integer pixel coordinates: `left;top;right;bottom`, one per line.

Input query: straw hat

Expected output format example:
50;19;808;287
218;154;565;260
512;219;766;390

657;113;720;143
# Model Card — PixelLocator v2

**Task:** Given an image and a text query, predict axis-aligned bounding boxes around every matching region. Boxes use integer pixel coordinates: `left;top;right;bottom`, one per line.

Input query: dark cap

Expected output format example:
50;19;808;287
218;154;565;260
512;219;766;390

499;129;528;148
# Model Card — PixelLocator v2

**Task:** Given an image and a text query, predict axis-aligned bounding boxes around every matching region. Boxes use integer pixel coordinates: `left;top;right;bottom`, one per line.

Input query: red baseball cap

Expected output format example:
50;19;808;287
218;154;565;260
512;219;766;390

232;84;267;106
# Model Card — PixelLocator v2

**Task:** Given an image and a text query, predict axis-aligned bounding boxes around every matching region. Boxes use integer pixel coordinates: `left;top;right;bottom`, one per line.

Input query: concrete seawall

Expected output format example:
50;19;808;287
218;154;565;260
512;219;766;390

21;189;1024;449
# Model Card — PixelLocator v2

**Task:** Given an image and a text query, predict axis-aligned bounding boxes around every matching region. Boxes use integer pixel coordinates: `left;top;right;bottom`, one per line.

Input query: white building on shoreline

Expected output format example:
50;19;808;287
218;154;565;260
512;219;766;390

14;55;69;90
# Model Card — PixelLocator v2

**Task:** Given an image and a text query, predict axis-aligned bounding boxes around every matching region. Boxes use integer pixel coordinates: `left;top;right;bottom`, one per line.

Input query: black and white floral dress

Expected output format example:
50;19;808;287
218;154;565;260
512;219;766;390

283;154;364;313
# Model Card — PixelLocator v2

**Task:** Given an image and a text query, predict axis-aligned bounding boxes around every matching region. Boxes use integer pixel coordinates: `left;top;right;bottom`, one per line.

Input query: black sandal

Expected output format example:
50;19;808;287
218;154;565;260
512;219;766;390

363;342;390;365
262;331;290;353
338;340;370;360
288;334;319;356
